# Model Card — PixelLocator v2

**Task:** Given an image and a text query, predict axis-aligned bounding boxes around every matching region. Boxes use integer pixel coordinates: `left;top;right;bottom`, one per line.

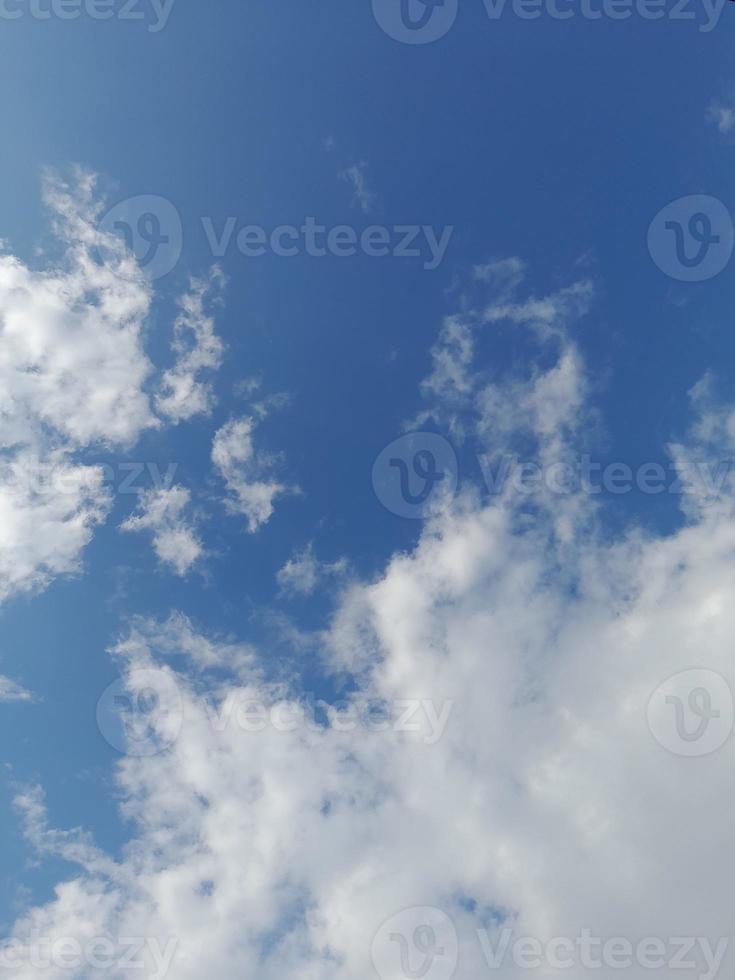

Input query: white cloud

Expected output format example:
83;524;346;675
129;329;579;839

472;256;527;291
277;543;347;596
0;170;229;602
7;261;735;980
707;102;735;133
121;487;203;577
9;473;735;977
415;263;594;473
0;449;111;602
156;269;225;424
419;314;475;431
112;611;255;677
212;416;290;533
2;170;158;450
0;171;152;601
0;675;35;703
339;162;375;213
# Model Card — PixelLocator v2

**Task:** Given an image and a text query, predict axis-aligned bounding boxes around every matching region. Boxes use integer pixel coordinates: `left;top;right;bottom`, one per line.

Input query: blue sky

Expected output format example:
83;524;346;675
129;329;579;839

1;2;735;977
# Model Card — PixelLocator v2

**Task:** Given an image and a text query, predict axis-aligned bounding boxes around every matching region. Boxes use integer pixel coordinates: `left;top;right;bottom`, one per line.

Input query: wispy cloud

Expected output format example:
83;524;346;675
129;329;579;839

339;161;376;213
707;101;735;133
277;543;347;596
156;268;225;424
0;676;36;703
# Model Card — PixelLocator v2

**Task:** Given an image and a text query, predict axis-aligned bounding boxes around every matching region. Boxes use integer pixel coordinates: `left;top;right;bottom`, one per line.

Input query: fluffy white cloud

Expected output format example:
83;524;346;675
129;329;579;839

0;449;111;601
0;170;157;450
6;263;735;980
0;170;154;601
212;417;289;532
9;485;735;977
0;171;230;602
121;487;203;577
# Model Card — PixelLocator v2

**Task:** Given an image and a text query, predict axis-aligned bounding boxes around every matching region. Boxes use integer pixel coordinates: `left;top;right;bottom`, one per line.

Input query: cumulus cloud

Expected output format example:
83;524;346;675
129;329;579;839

9;488;735;977
6;261;735;980
3;170;158;450
121;487;204;577
0;449;111;601
0;171;150;600
0;170;232;602
212;416;290;533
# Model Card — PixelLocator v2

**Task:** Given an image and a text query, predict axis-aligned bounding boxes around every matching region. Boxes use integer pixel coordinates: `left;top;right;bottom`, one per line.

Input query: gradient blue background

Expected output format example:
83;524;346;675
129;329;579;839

0;0;733;928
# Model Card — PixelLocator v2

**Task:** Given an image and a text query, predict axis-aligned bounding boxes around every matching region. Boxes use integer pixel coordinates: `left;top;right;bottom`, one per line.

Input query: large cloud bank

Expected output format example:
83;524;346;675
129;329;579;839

3;257;733;980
